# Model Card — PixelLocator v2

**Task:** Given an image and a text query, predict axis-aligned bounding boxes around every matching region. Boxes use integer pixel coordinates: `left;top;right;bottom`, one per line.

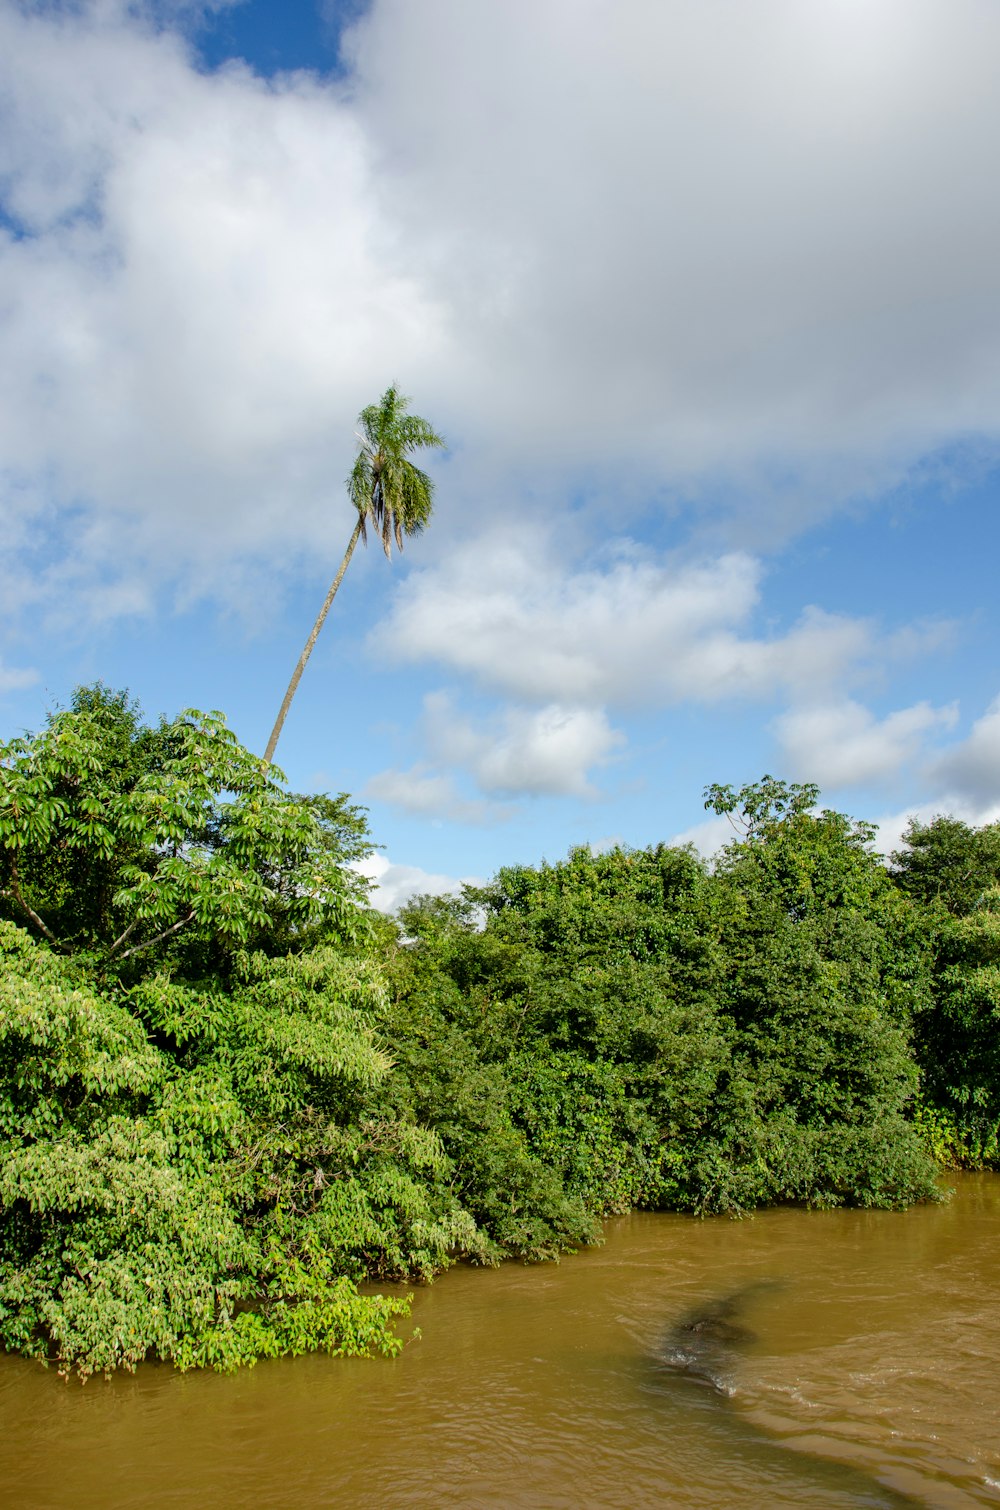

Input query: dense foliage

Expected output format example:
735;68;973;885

3;692;999;1378
890;816;1000;1162
0;689;471;1376
382;797;937;1241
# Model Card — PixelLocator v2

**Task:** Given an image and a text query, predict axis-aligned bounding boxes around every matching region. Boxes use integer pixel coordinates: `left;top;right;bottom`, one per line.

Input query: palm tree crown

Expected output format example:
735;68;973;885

349;385;444;556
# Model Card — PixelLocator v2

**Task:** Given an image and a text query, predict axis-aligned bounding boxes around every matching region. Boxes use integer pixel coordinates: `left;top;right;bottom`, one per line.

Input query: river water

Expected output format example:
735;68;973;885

3;1174;999;1509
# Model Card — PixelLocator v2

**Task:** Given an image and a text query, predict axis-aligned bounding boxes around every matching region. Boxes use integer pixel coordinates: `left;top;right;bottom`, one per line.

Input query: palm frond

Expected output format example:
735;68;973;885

346;385;445;558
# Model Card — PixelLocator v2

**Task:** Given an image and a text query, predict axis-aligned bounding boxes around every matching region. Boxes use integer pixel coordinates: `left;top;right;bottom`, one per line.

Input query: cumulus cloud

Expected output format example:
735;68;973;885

870;797;1000;862
928;695;1000;809
677;788;1000;869
422;691;624;798
1;0;1000;641
366;689;625;818
773;698;958;790
371;533;925;710
364;764;508;825
668;812;737;860
346;0;1000;501
353;852;480;913
768;693;1000;855
0;0;448;620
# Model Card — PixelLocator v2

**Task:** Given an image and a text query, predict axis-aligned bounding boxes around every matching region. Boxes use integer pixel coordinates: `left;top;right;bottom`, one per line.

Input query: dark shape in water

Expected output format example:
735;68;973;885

661;1281;775;1389
656;1284;924;1509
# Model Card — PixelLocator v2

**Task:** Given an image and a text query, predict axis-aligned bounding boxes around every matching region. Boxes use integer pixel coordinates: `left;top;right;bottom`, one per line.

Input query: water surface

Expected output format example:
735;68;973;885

4;1174;998;1508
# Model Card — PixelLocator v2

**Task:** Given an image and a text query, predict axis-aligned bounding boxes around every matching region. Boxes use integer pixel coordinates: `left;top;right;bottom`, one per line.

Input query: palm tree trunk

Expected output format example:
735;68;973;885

263;516;364;766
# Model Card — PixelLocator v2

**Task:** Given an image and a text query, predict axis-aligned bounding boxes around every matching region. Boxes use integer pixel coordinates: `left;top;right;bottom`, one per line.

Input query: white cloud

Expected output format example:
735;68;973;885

0;659;38;696
779;693;1000;854
1;0;999;638
0;0;449;623
372;533;902;709
773;698;958;790
587;834;625;857
353;852;480;913
365;690;624;816
423;691;624;798
345;0;1000;498
928;695;1000;809
871;798;1000;861
364;764;508;825
668;811;737;860
675;690;1000;860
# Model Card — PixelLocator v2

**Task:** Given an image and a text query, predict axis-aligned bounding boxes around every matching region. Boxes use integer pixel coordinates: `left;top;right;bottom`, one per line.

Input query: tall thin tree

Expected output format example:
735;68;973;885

263;385;445;765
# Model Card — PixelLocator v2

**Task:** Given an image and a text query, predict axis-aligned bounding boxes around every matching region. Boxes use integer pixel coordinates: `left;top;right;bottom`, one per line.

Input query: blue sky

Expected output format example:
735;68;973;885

2;0;999;909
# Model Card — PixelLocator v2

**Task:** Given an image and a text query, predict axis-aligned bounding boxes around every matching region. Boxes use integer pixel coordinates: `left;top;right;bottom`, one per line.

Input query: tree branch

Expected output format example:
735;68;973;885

107;917;141;956
115;909;195;962
2;858;59;946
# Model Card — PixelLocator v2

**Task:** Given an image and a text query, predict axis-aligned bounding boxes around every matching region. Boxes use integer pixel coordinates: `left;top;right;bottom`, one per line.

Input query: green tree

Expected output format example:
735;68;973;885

890;814;1000;917
387;827;938;1222
704;774;821;837
891;817;1000;1161
915;889;1000;1160
706;793;938;1209
0;689;475;1376
264;385;445;763
0;917;463;1377
0;684;370;973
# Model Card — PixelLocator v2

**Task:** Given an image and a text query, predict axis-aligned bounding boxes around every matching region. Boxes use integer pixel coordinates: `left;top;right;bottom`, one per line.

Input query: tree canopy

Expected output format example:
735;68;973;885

4;703;999;1379
0;689;472;1376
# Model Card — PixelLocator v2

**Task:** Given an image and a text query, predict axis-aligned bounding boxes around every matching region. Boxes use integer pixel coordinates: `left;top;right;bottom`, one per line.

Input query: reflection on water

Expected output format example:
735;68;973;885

3;1174;999;1509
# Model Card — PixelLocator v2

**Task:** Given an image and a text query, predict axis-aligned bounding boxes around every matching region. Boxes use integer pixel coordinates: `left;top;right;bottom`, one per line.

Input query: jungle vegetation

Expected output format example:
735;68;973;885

2;686;999;1377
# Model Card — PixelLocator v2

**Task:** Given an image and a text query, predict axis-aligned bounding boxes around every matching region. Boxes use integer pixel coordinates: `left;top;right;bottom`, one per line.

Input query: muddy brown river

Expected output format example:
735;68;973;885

3;1173;999;1508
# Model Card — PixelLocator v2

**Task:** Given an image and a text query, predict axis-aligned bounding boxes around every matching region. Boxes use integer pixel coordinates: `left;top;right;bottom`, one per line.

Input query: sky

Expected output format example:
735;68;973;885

2;0;999;911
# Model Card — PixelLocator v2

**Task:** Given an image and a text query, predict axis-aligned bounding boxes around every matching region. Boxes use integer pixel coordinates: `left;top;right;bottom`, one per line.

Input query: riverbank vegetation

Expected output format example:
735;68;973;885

2;687;999;1376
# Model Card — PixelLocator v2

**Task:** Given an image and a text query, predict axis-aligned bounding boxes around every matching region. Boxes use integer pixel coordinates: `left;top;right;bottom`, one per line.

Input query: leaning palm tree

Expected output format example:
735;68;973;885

263;385;445;764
